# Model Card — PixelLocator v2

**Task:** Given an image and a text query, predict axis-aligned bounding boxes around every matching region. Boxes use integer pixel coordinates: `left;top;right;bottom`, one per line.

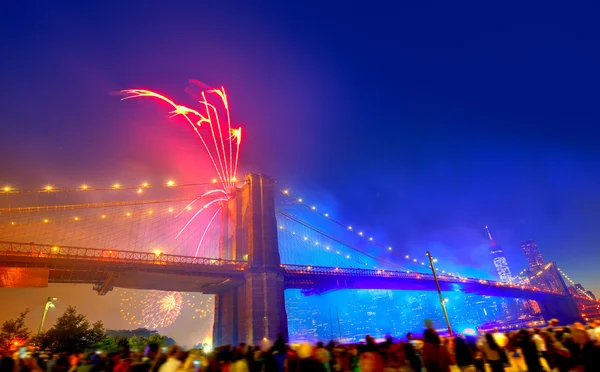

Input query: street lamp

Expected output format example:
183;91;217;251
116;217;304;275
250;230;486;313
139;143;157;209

38;297;57;335
426;252;453;337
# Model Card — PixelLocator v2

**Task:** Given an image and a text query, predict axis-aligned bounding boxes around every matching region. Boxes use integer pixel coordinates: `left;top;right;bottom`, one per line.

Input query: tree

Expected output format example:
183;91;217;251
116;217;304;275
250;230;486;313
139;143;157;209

0;309;31;352
37;306;105;353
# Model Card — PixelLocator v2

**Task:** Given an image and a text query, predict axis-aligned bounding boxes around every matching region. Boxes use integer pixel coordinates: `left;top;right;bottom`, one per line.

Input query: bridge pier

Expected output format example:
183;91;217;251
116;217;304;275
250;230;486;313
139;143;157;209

213;174;288;346
536;296;583;325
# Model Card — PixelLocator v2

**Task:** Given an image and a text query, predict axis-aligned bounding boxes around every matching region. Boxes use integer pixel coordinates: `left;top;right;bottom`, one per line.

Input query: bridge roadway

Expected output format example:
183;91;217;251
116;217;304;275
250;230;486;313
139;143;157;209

0;241;583;304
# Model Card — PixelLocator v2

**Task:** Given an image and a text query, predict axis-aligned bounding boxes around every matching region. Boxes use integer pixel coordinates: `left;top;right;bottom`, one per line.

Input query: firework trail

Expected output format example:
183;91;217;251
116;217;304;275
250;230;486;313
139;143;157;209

121;82;243;256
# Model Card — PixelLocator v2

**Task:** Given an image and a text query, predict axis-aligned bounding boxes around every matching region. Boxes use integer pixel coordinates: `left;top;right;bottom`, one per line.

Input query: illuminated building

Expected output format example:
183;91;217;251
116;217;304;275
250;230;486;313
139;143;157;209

586;291;596;300
485;226;513;283
521;240;544;269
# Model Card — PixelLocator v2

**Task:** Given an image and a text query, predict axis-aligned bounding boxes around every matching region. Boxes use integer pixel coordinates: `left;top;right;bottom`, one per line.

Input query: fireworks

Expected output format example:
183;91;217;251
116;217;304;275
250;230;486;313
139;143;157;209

119;290;213;329
122;82;242;257
142;291;183;329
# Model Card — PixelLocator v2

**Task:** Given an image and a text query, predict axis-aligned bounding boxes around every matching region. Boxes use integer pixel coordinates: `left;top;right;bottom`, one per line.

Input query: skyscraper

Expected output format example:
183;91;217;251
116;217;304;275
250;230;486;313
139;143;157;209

485;226;513;283
521;240;544;268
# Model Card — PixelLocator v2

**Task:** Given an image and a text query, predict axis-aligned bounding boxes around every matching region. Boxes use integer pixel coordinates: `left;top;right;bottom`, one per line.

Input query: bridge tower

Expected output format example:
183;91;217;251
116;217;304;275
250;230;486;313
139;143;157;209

213;174;288;346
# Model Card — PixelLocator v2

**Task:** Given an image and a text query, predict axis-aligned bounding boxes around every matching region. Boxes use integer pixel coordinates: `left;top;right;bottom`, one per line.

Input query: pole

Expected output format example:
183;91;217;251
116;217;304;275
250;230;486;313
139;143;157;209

329;309;334;341
38;298;51;335
426;251;453;337
336;307;342;341
38;297;56;335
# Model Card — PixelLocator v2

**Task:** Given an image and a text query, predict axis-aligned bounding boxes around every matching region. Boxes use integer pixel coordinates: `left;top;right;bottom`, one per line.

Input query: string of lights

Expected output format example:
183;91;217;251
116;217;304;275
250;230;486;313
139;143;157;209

0;179;245;195
0;201;202;228
278;209;414;273
278;189;461;277
0;197;197;215
276;214;375;269
557;267;594;300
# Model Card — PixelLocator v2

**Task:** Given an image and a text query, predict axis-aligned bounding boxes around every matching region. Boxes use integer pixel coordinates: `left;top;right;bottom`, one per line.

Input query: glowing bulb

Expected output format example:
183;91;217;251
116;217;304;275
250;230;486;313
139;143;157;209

44;219;49;223
212;179;217;184
52;246;59;252
74;217;79;221
230;177;237;182
324;213;329;217
279;225;284;229
113;184;120;189
368;237;373;241
137;188;143;194
126;212;131;217
101;215;106;219
148;210;153;214
311;206;316;210
388;247;392;251
167;180;175;186
153;249;162;256
282;189;289;195
45;185;53;191
346;255;350;259
348;226;353;230
358;232;363;236
297;198;303;202
3;186;10;192
186;206;192;211
168;208;174;213
303;236;308;241
81;184;88;190
413;259;417;262
142;182;149;188
11;222;15;225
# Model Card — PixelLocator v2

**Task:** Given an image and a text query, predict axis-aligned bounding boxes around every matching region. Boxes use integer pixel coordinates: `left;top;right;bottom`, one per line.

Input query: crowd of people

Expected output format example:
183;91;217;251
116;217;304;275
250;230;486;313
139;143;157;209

1;319;599;372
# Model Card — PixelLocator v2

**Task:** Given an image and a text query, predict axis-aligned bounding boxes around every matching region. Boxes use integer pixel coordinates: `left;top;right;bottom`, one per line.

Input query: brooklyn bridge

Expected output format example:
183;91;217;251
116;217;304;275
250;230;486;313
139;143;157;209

0;174;597;346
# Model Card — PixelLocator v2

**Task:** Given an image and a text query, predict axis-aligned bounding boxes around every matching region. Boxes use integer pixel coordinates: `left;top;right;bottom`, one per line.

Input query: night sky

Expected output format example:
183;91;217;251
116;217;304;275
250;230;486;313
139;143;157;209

1;2;599;344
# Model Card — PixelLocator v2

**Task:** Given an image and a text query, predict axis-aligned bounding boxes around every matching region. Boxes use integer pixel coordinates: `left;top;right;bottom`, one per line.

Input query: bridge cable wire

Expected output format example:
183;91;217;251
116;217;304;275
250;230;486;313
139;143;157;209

276;210;412;272
278;190;459;276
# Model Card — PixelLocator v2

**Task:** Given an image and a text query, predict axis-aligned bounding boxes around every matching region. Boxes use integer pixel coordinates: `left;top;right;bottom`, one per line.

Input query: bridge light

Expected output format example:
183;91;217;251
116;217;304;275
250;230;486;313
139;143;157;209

81;184;88;190
311;206;316;210
113;183;120;189
11;222;15;225
2;186;9;192
413;259;417;262
347;226;353;230
346;255;350;259
212;179;218;184
167;180;175;186
306;266;311;270
444;298;449;303
45;185;53;191
325;246;330;250
142;182;149;188
52;246;59;252
230;177;237;182
126;213;131;217
74;217;79;221
168;208;174;213
44;219;49;223
101;215;106;219
433;258;438;262
368;237;373;241
154;249;162;256
303;236;308;241
137;188;143;194
148;210;153;215
324;213;329;217
186;206;192;211
358;232;363;236
388;247;392;251
405;255;409;259
297;198;303;202
279;225;283;229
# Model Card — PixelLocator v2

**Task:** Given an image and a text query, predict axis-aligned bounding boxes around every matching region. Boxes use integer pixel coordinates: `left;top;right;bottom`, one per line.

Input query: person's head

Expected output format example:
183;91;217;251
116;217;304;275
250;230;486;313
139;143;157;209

424;328;441;345
549;319;559;327
0;356;16;372
316;342;324;348
485;333;499;350
144;344;159;360
406;332;413;340
166;345;181;359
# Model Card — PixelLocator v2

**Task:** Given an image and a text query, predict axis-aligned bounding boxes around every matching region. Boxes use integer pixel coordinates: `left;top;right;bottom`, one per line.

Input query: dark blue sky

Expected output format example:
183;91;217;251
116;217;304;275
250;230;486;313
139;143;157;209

1;0;599;298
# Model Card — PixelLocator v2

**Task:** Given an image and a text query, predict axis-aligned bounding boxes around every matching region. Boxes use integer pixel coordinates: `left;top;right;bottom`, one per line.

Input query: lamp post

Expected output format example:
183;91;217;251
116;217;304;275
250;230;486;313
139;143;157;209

38;297;57;335
426;251;453;337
